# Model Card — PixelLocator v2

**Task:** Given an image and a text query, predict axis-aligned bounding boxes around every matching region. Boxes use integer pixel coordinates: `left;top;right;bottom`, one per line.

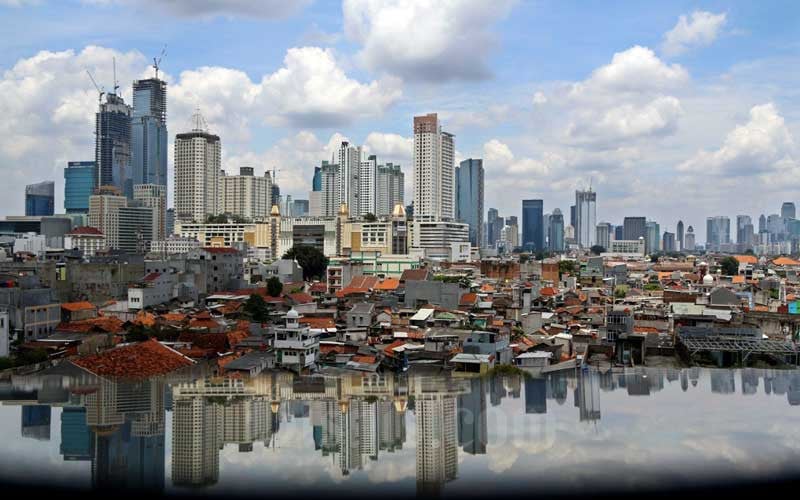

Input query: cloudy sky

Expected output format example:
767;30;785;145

1;0;798;242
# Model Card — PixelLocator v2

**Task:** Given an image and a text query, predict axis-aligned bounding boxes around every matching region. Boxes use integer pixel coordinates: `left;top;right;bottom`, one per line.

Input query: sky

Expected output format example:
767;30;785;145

0;0;798;242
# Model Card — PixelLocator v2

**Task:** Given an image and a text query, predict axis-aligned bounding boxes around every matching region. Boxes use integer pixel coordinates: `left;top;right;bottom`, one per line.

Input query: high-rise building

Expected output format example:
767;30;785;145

570;205;576;229
219;166;272;220
133;184;167;241
319;161;341;217
454;159;484;247
676;220;684;250
548;208;565;252
575;188;596;247
25;181;55;216
174;112;221;223
758;214;767;233
337;141;362;215
312;166;322;192
376;163;404;218
95;92;132;197
64;161;96;214
662;231;675;252
623;217;646;240
614;224;624;241
595;222;612;250
487;208;499;247
706;216;731;250
736;215;753;245
684;225;696;251
781;202;796;220
358;154;377;216
88;186;127;249
521;200;544;252
413;113;454;221
118;205;153;254
645;220;660;254
292;199;309;217
131;78;168;188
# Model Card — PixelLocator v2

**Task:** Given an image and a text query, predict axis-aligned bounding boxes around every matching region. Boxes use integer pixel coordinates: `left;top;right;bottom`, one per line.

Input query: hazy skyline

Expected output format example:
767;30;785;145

1;0;798;241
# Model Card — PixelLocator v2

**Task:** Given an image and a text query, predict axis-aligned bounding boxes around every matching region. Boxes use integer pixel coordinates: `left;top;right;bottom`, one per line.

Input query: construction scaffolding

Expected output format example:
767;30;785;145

680;336;799;365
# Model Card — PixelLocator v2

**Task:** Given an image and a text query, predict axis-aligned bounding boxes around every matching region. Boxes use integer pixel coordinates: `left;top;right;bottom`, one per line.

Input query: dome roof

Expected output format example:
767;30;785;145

703;272;714;285
392;203;406;218
271;204;280;216
286;308;299;319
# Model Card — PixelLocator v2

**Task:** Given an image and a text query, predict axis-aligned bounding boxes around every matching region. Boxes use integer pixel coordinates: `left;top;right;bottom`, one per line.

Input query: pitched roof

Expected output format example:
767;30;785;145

459;293;478;306
400;268;429;282
68;226;103;236
734;254;758;265
375;278;400;291
773;256;800;266
56;316;125;334
540;287;558;297
286;292;314;304
72;339;193;379
202;247;240;254
61;301;95;312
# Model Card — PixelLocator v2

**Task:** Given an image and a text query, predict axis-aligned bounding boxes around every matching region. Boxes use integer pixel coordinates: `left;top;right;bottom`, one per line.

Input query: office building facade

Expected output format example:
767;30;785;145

521;200;544;252
131;78;168;188
174;117;221;223
64;161;96;214
95;93;132;197
413;113;454;221
455;159;484;247
25;181;55;216
575;189;596;248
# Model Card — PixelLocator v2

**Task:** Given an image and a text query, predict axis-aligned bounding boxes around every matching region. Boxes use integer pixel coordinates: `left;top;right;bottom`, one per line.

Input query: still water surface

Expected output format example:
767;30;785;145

1;367;799;496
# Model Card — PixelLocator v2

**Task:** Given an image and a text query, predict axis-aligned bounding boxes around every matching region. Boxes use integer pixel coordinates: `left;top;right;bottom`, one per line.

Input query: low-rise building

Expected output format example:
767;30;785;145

273;309;320;372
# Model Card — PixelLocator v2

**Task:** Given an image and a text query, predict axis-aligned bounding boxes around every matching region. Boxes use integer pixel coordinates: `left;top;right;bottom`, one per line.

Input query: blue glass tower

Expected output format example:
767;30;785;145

522;199;544;252
131;78;168;188
312;166;322;192
64;161;96;213
455;159;484;247
95;93;132;197
25;181;55;216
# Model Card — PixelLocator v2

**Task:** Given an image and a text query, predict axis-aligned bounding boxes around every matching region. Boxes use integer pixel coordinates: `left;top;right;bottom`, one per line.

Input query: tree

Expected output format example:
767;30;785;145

558;260;577;277
719;256;739;276
283;245;329;280
363;212;377;222
614;286;627;299
590;245;606;255
244;293;270;323
266;276;283;297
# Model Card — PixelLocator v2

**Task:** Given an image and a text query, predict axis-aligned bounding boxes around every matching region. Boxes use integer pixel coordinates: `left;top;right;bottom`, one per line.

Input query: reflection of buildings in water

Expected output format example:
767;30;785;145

378;399;406;453
741;369;759;395
666;368;680;383
411;376;469;497
647;369;664;392
788;372;800;406
575;369;600;422
710;370;736;394
689;367;700;387
336;398;379;475
524;376;547;415
489;376;506;406
61;407;92;461
458;377;488;454
21;405;51;441
624;369;650;396
598;370;617;392
680;370;689;392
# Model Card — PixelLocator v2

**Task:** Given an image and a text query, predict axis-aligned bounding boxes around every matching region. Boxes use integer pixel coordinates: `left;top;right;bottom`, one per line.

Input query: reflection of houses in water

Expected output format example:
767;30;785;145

61;407;92;461
741;369;759;395
21;405;51;440
458;377;488;454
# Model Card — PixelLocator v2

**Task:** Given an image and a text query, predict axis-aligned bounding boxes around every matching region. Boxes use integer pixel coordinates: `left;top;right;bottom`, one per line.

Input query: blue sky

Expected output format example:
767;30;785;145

1;0;799;241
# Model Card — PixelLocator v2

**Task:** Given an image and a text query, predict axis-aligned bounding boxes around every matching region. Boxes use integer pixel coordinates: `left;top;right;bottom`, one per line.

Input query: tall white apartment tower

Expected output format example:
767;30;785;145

575;188;597;248
413;113;454;221
319;162;341;217
174;111;222;223
219;166;272;220
337;141;362;215
358;155;377;216
133;183;167;240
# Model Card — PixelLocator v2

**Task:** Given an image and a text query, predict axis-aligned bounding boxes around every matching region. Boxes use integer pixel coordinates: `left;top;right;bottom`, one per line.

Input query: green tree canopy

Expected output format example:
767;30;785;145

362;212;377;222
283;245;329;281
590;245;606;255
266;276;283;297
719;256;739;276
558;260;577;277
244;293;270;323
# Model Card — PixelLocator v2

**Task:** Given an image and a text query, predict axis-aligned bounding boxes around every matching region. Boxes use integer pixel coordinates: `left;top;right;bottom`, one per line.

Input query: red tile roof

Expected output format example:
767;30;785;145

400;268;429;282
73;339;193;379
61;301;95;312
300;317;336;329
56;316;125;334
202;247;240;254
540;287;557;297
375;278;400;291
142;272;161;282
68;226;103;236
459;293;478;306
286;292;314;304
309;282;327;293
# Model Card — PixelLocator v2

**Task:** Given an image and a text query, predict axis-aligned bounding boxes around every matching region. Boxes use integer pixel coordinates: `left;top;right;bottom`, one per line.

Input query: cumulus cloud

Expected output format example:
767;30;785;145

566;96;683;144
362;132;413;163
570;46;689;97
532;91;547;105
482;139;549;176
84;0;311;19
677;103;796;176
343;0;516;82
662;11;727;57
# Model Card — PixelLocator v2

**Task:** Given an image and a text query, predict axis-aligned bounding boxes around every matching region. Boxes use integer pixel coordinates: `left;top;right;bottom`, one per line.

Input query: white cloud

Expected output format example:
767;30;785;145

83;0;311;19
662;11;727;57
570;46;689;97
566;96;683;144
343;0;516;82
532;91;547;105
362;132;413;163
677;103;796;176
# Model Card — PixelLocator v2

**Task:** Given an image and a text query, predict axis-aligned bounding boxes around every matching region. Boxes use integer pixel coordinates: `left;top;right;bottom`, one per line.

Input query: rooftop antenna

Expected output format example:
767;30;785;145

85;70;105;104
112;56;119;95
191;106;208;132
153;44;167;80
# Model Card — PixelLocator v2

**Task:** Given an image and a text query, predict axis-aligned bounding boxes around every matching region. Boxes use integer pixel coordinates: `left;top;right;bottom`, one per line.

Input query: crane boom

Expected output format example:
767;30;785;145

85;69;104;103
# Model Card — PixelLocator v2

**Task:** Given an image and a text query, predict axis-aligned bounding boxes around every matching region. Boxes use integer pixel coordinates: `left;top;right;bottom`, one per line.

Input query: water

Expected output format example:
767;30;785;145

0;367;799;497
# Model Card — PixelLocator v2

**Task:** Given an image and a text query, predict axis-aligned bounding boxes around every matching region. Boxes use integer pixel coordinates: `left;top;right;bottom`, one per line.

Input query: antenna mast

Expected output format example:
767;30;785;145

112;56;119;95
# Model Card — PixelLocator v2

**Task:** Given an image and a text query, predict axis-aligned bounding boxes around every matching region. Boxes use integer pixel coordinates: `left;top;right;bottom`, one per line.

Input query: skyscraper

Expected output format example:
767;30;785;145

413;113;454;221
174;112;221;223
95;92;132;197
676;220;684;250
131;77;168;188
685;225;696;251
376;163;404;217
25;181;55;216
64;161;96;214
358;155;377;216
781;202;796;220
133;184;166;241
522;199;544;252
548;208;565;252
575;188;596;247
623;217;646;240
706;216;731;250
219;166;272;220
595;222;612;250
645;220;660;254
736;215;753;245
337;141;361;215
662;231;675;252
319;161;341;217
487;208;499;247
88;185;127;249
455;159;484;247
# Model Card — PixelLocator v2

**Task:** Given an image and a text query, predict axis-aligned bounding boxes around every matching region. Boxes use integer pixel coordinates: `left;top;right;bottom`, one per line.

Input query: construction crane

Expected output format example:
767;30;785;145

85;69;105;104
112;56;119;95
152;45;167;80
272;167;281;184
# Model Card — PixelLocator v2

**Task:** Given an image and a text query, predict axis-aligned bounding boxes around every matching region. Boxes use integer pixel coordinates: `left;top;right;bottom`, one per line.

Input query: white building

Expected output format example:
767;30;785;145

149;236;201;255
176;222;255;248
273;309;320;372
134;183;167;241
319;162;341;217
358;155;377;216
410;220;470;261
376;163;404;218
413;113;454;221
128;271;178;310
65;226;106;256
338;141;362;217
602;238;646;258
220;166;272;220
88;186;127;249
174;114;222;223
575;188;596;248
